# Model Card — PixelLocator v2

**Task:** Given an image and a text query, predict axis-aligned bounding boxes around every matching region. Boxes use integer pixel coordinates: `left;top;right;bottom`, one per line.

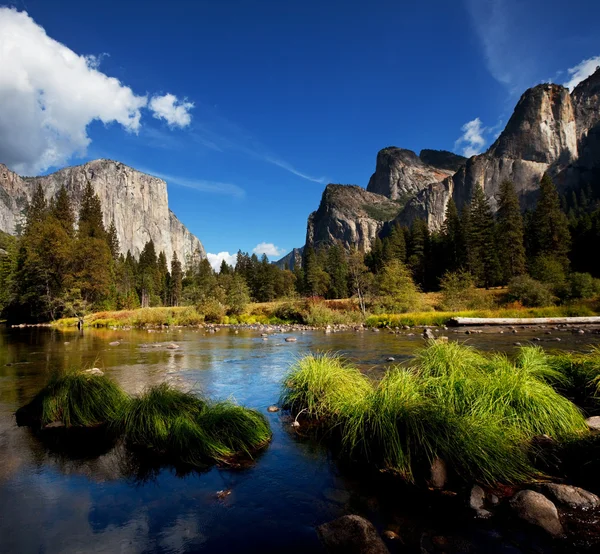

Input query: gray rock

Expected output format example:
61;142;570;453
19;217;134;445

510;490;564;536
386;357;395;362
469;485;492;518
429;457;447;489
285;337;297;342
166;343;180;349
539;483;600;510
586;416;600;431
267;405;279;413
366;147;459;200
109;341;120;346
423;328;436;340
316;515;390;554
0;159;203;264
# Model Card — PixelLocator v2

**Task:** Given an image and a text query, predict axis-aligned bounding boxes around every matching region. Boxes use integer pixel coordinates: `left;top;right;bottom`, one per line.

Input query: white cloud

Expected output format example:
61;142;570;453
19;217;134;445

206;252;237;271
252;242;286;258
0;8;148;174
563;56;600;91
149;93;194;128
454;118;487;157
138;167;245;199
264;156;328;184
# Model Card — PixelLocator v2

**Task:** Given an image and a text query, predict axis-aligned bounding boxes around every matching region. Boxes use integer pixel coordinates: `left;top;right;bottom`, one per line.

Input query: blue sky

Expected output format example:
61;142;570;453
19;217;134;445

1;0;600;267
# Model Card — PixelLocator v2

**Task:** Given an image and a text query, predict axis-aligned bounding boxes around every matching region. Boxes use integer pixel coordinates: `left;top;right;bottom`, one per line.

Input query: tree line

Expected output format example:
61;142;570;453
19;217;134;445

0;173;598;322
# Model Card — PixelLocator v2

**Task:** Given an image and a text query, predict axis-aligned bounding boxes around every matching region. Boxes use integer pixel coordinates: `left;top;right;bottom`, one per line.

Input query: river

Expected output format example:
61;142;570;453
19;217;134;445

1;325;598;553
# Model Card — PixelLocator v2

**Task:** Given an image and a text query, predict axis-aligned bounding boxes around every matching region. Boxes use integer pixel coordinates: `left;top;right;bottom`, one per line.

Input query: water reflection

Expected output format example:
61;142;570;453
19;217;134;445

1;326;599;553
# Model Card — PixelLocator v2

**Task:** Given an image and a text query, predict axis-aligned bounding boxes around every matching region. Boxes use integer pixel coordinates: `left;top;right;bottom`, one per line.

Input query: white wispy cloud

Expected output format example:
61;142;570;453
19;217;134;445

137;167;245;199
186;103;329;184
264;157;328;184
454;117;488;157
563;55;600;91
252;242;286;258
149;93;194;128
206;252;237;271
464;0;544;95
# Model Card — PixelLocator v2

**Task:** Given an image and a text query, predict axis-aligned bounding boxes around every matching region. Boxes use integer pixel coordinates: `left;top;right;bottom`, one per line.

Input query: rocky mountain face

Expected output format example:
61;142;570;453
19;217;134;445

292;68;600;255
396;71;600;230
273;247;304;271
0;159;205;264
306;184;402;252
366;147;463;200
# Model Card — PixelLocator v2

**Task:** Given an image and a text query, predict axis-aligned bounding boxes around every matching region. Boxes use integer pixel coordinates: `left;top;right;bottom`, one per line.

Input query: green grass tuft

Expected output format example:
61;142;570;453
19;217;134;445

281;343;591;486
18;372;128;428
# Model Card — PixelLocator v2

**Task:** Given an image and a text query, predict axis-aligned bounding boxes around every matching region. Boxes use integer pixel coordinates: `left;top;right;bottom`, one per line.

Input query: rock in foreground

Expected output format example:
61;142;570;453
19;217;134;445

510;490;564;537
317;515;390;554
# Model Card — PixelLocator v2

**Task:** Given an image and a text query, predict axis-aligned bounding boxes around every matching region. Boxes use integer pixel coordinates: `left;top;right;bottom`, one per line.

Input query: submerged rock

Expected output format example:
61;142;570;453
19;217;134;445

285;337;297;342
469;485;492;519
83;368;104;375
538;483;600;510
166;343;180;350
109;341;120;346
267;405;280;413
429;457;447;489
317;514;390;554
510;490;564;536
423;328;436;340
586;416;600;431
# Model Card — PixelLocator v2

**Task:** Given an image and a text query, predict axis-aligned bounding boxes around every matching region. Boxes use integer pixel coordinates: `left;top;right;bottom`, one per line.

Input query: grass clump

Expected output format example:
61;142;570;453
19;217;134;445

282;343;590;486
18;375;272;468
281;353;371;420
16;371;128;428
121;383;271;464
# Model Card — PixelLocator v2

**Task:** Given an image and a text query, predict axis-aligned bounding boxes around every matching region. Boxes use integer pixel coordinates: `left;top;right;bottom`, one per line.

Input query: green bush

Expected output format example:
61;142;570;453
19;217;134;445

439;270;477;311
565;272;600;301
376;260;422;313
197;298;226;323
507;275;555;307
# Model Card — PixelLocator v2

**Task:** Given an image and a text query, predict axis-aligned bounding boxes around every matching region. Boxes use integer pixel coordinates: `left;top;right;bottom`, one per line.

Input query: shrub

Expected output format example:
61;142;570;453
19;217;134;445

439;270;477;311
376;260;422;313
565;272;600;301
530;255;567;290
507;275;555;307
197;298;226;323
271;301;305;323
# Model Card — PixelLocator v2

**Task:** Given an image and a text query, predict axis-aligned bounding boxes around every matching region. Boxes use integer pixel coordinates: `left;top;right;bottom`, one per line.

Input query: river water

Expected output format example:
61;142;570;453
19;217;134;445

0;325;598;554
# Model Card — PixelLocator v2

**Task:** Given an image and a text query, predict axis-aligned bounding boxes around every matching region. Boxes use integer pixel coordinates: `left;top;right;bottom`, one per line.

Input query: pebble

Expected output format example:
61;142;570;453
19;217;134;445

109;341;120;346
267;405;280;413
285;337;297;342
166;343;180;349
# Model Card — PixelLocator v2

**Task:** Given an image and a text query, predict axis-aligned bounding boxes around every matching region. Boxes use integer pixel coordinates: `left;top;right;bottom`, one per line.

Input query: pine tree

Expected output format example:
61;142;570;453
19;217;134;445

496;180;526;283
107;220;120;259
52;185;75;237
78;181;106;239
169;252;183;306
138;240;157;307
325;243;349;299
382;223;407;263
532;174;571;267
157;251;169;305
219;259;232;275
441;198;463;271
407;219;429;286
24;183;48;235
468;186;499;288
226;273;250;315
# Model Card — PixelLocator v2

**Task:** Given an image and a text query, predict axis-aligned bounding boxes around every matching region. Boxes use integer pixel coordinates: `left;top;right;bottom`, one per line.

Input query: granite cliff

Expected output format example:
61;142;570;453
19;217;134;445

305;184;402;252
366;147;464;200
397;69;600;230
0;159;204;264
291;67;600;258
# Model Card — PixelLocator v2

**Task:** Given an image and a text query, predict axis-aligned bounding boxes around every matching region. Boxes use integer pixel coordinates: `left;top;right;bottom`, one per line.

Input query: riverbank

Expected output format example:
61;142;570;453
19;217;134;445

43;296;600;330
